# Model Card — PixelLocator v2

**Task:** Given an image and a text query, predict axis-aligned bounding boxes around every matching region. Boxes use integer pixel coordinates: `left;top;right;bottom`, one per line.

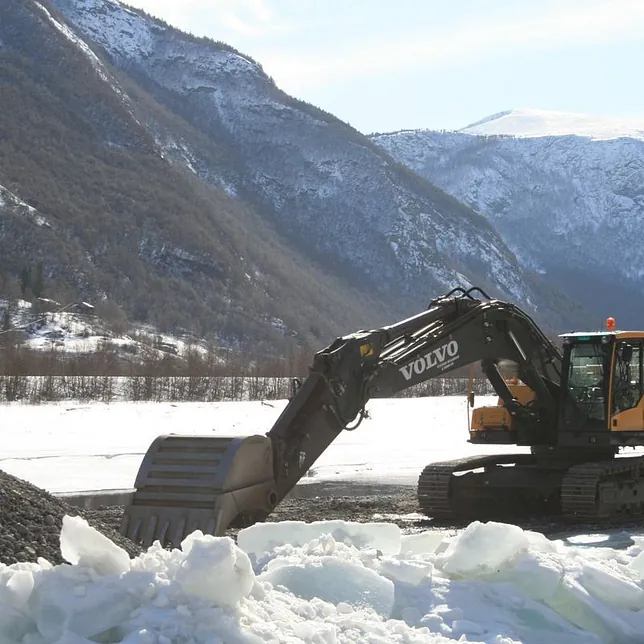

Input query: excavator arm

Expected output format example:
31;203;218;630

121;287;562;546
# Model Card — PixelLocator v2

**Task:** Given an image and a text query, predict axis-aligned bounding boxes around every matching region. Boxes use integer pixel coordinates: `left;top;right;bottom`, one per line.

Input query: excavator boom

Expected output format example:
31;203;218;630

121;287;567;546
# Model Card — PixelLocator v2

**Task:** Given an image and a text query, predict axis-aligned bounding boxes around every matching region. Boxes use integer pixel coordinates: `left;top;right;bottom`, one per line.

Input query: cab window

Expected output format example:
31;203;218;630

612;341;643;413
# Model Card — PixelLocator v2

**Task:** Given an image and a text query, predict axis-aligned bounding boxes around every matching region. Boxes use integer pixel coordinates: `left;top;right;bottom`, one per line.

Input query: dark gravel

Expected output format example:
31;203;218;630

265;486;644;545
0;470;141;565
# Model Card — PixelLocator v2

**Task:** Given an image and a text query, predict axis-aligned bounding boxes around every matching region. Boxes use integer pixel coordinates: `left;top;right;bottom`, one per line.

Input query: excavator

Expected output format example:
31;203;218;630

120;287;644;547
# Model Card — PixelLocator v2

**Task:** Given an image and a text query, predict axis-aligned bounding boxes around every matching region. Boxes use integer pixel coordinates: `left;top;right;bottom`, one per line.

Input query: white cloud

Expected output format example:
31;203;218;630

259;0;644;90
213;0;291;36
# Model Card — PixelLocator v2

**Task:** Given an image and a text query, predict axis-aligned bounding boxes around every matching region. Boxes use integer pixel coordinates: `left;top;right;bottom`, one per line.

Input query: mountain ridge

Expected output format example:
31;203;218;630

372;110;644;327
49;0;592;323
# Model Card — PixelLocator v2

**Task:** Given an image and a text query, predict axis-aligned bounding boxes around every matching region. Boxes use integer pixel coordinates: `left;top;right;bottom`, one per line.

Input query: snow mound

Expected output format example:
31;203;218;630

5;517;644;642
237;519;401;555
460;108;644;141
439;520;556;576
260;543;396;617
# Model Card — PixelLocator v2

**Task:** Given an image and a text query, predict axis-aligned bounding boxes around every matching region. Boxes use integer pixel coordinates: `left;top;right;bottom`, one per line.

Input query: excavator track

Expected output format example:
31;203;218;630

417;453;539;519
561;455;644;520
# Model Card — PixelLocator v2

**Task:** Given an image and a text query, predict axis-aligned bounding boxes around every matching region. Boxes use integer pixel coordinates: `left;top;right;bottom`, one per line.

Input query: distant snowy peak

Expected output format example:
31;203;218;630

460;108;644;141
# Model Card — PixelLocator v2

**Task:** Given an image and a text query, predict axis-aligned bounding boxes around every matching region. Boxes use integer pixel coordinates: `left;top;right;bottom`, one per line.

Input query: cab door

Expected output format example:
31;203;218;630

610;340;644;432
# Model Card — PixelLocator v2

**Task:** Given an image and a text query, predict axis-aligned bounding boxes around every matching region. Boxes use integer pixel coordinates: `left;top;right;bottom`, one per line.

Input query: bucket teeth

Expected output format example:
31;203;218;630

120;434;276;547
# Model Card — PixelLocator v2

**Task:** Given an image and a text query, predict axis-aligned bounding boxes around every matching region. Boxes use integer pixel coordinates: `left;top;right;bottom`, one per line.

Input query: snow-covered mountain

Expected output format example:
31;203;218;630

373;109;644;327
36;0;588;331
460;108;644;141
0;0;590;352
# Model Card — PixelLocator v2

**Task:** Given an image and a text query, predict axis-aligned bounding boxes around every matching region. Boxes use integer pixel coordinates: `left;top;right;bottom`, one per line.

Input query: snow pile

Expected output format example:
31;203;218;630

4;518;644;642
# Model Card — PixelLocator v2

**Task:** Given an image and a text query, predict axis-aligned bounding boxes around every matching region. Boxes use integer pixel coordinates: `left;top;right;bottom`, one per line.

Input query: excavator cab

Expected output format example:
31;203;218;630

559;327;644;442
469;324;644;447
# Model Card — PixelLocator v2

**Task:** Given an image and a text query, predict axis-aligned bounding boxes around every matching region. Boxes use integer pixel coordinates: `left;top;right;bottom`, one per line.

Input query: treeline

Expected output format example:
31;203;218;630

0;374;494;404
0;340;313;378
0;335;495;403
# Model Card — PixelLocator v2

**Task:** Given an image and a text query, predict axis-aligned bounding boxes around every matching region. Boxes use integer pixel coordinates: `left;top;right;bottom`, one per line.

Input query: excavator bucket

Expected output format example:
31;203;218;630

120;434;277;547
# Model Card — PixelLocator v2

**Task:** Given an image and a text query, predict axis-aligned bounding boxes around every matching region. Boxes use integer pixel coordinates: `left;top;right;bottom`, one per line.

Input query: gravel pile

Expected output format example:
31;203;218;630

0;470;141;565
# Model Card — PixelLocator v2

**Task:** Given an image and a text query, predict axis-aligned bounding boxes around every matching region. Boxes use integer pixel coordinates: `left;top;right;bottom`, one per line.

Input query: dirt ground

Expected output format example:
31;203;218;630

86;480;644;547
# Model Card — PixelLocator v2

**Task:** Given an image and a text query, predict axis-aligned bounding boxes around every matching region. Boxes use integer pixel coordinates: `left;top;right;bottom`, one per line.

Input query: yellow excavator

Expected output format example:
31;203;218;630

120;287;644;547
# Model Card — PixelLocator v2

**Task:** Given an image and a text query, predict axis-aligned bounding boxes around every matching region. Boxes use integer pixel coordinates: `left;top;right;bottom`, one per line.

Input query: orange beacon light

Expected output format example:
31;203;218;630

606;317;616;331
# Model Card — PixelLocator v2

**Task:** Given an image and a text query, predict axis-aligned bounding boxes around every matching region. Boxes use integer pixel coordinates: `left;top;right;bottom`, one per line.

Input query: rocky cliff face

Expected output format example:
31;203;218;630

373;109;644;327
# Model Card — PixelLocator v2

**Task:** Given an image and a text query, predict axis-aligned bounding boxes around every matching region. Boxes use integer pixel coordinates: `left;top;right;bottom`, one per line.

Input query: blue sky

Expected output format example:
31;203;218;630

123;0;644;134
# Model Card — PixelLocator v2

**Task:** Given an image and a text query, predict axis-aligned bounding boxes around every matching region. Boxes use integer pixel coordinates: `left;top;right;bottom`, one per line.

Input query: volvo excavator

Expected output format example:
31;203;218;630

120;287;644;547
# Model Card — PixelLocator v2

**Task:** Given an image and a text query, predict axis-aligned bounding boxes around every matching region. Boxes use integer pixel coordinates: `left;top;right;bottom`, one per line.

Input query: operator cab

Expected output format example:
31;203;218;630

559;318;644;445
470;318;644;448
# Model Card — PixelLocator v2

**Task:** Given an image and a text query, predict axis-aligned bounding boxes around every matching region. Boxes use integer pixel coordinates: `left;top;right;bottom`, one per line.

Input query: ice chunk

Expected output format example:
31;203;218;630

452;618;485;638
629;548;644;576
524;528;559;553
33;574;140;640
0;604;34;643
177;532;254;606
60;515;130;576
238;520;400;556
400;531;447;556
337;601;354;614
546;576;639;642
505;552;564;601
292;620;336;642
419;612;444;632
260;556;395;617
440;521;533;577
8;509;644;644
5;570;34;609
579;561;644;610
378;557;434;585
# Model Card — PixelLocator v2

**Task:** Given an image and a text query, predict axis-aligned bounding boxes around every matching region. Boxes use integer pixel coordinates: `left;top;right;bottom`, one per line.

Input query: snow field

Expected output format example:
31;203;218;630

3;518;644;642
0;397;523;494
